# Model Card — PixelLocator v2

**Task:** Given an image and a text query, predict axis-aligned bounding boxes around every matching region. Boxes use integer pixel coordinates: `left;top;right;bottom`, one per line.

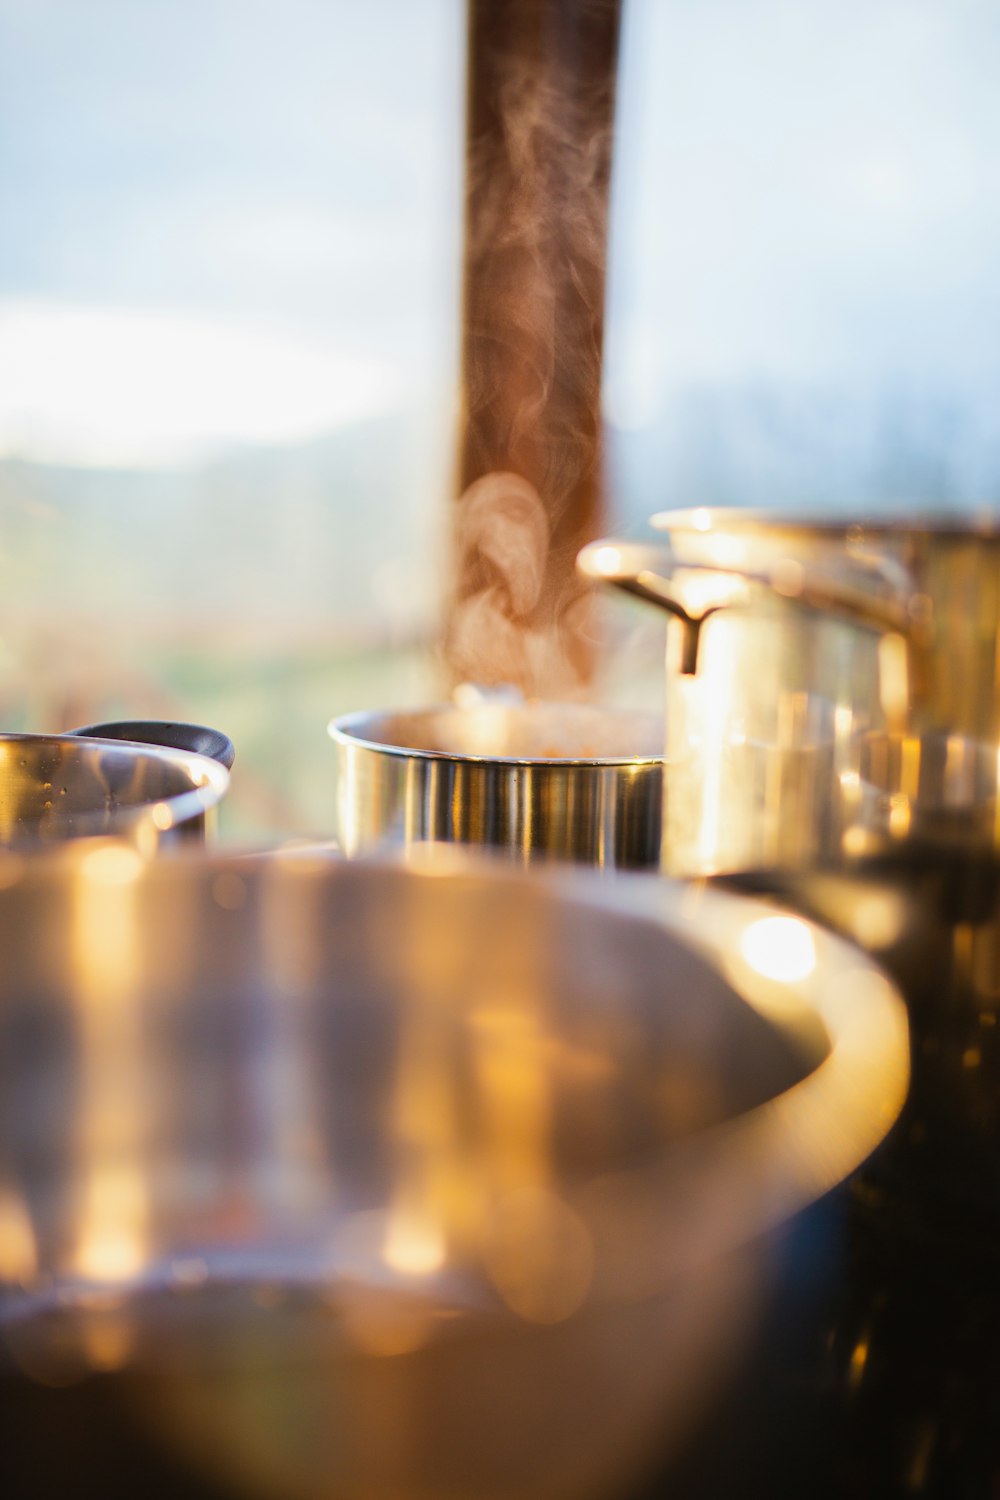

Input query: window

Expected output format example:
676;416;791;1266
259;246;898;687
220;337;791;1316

0;0;464;838
606;0;1000;523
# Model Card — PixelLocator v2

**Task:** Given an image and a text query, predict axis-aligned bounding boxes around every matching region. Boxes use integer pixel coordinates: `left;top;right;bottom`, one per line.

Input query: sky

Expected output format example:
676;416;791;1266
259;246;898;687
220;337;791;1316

0;0;464;464
0;0;997;475
606;0;1000;423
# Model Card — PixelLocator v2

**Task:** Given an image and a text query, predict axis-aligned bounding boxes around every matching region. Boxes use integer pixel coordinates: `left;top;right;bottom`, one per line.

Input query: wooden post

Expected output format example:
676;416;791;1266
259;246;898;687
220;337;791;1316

445;0;622;697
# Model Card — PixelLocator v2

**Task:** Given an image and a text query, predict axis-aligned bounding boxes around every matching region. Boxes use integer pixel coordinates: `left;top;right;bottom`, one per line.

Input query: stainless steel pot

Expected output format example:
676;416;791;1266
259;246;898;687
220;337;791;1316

0;721;231;847
68;719;236;771
0;844;907;1500
579;510;1000;874
328;701;664;868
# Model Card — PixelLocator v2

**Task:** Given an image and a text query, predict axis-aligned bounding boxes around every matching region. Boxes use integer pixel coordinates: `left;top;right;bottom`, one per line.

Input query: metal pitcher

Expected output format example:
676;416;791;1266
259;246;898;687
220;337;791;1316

580;509;1000;875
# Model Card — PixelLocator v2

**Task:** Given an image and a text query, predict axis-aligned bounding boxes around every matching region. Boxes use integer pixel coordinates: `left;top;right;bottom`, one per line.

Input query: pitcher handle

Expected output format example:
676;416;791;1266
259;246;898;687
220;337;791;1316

577;538;917;675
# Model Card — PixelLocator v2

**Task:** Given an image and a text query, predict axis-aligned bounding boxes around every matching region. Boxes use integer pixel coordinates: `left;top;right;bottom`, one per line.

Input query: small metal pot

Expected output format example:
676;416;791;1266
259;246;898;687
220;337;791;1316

328;701;664;869
0;720;232;847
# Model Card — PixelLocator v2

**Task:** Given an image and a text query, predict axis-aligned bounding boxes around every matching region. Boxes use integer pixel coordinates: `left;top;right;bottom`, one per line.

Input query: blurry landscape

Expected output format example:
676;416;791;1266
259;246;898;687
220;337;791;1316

0;0;998;838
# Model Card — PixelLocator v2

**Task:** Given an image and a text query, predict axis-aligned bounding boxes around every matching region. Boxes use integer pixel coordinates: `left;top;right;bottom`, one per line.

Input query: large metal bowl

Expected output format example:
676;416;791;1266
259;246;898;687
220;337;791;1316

0;846;907;1500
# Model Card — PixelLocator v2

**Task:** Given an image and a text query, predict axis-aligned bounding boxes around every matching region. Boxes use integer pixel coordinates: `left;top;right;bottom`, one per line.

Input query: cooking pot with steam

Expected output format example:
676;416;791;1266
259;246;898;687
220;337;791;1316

579;508;1000;875
328;700;664;868
0;844;907;1499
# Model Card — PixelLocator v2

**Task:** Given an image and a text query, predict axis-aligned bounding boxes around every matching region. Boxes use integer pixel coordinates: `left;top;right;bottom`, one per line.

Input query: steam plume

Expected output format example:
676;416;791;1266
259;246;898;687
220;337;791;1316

446;0;622;698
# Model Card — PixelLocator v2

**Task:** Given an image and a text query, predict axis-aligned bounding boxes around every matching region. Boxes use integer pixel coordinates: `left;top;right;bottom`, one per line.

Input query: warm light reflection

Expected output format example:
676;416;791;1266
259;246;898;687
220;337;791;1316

471;1004;551;1202
664;635;741;872
849;1332;871;1390
673;568;748;618
71;850;150;1285
79;843;145;886
739;916;817;983
75;1225;146;1284
0;1189;37;1282
151;801;174;831
586;544;623;577
850;891;908;951
842;824;872;858
889;792;912;838
834;704;855;742
878;632;910;727
75;1168;148;1282
382;1212;447;1278
337;748;364;857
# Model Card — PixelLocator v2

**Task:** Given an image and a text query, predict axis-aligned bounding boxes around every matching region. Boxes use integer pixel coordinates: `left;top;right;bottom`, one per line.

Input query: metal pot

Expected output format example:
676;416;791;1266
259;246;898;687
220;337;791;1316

579;510;1000;875
0;845;907;1500
0;720;232;847
69;719;236;771
328;701;664;869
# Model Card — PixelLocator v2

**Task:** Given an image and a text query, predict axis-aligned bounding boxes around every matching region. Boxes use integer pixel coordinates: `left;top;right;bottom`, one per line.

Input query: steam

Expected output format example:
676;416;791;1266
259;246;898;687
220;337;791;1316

446;0;622;698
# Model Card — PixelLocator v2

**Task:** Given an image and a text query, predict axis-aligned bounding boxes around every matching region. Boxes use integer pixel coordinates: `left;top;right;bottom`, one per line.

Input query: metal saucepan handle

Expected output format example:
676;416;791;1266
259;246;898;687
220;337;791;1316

67;719;236;770
577;538;917;674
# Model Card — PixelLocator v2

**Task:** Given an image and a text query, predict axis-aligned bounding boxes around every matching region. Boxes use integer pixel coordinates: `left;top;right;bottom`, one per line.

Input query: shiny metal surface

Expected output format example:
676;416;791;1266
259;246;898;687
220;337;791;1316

0;733;229;847
722;846;1000;1494
69;719;236;771
329;702;664;868
580;510;1000;874
0;846;907;1500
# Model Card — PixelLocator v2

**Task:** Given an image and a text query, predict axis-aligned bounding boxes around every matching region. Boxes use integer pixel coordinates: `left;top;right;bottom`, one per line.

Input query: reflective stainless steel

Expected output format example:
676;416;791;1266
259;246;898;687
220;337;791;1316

722;843;1000;1493
580;511;1000;875
0;846;906;1500
580;511;1000;1489
328;701;664;868
68;718;236;771
0;733;229;847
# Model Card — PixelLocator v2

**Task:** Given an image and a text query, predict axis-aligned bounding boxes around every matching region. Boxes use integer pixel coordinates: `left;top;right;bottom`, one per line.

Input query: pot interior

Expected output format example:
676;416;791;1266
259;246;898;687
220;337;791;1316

335;702;664;763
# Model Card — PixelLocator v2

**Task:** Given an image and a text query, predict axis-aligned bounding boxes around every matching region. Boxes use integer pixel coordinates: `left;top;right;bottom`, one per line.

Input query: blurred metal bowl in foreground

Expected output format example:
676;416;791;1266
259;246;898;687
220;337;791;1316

0;847;907;1500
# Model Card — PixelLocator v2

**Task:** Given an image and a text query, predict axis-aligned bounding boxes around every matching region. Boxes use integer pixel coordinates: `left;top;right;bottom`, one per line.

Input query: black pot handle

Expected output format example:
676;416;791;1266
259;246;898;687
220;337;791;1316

68;720;236;771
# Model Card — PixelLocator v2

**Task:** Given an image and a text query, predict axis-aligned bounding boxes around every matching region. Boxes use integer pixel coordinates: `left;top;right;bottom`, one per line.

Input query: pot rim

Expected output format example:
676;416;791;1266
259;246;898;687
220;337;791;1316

652;505;1000;540
0;732;230;841
327;704;665;769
